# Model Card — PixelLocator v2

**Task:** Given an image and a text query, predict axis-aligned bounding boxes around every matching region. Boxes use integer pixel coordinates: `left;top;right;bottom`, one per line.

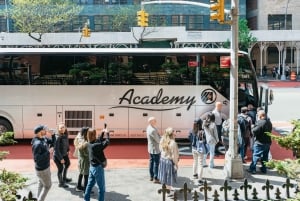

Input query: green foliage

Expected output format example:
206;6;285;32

8;0;82;41
0;132;17;146
223;19;257;51
266;120;300;200
268;120;300;151
0;169;28;201
0;151;9;161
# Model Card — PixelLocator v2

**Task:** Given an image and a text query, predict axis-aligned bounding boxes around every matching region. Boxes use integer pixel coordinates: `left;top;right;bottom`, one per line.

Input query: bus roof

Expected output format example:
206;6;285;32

0;47;243;56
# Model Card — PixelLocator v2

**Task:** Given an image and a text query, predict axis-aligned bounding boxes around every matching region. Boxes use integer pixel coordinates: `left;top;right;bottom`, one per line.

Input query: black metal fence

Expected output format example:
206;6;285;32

17;178;297;201
157;178;297;201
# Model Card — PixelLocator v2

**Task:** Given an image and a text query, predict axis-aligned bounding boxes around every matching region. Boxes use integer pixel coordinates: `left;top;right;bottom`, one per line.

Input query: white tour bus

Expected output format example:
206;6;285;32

0;48;268;139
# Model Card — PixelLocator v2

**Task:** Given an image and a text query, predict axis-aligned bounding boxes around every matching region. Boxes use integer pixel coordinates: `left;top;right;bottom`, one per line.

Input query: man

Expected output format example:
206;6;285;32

146;116;161;183
237;107;252;163
31;124;53;201
247;110;272;174
211;102;227;155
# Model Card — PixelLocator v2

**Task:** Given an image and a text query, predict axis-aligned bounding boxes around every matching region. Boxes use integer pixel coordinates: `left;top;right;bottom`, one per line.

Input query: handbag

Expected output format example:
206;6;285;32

196;131;208;154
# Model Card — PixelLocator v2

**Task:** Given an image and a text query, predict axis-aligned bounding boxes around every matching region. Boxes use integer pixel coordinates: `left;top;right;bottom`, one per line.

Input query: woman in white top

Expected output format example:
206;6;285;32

203;113;219;168
157;127;179;190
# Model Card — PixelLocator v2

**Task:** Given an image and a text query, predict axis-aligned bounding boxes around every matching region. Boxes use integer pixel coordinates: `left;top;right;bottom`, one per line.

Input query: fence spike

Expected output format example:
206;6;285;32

220;180;232;201
239;178;252;200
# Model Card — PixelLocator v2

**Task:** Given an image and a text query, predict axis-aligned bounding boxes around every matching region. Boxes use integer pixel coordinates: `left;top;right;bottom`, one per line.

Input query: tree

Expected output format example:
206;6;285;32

9;0;82;42
223;18;257;51
266;120;300;200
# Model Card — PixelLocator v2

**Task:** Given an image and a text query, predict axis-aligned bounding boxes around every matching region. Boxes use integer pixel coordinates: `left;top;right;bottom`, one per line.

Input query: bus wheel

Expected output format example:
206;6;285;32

0;119;13;135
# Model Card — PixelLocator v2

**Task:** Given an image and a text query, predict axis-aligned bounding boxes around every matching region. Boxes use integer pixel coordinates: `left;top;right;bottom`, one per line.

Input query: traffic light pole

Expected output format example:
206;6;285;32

223;0;244;179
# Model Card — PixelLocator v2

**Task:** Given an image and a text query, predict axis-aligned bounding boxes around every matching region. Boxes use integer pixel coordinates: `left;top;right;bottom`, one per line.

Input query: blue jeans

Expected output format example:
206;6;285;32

149;153;160;179
84;165;105;201
249;143;271;173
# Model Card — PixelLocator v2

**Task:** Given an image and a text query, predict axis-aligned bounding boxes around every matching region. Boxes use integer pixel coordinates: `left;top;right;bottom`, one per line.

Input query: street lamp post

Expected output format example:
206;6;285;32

223;0;244;179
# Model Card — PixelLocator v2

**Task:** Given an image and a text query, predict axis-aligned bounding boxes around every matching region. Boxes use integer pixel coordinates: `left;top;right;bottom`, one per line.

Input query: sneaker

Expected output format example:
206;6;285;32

198;180;204;186
59;183;69;188
153;179;160;184
75;186;84;192
247;169;256;174
65;178;72;183
193;174;198;179
150;177;153;181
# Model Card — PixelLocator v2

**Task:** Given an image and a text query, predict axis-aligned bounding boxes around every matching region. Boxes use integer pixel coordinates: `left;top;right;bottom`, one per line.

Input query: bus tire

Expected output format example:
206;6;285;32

0;119;13;135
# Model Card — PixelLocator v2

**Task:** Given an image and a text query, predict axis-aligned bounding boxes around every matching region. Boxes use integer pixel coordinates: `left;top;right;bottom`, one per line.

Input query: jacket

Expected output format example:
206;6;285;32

146;125;161;154
252;117;272;145
31;137;52;171
53;132;70;161
88;132;110;167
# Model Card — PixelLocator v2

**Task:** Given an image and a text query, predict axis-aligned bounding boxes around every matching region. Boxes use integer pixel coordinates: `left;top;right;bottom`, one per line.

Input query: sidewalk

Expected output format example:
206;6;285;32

14;158;296;201
258;76;300;88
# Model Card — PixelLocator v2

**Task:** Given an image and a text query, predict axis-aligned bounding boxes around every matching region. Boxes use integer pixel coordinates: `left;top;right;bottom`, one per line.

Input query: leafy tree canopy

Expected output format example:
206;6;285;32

9;0;82;41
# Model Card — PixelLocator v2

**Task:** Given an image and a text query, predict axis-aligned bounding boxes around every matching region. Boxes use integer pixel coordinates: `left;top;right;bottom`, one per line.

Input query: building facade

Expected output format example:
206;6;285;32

0;0;247;33
247;0;300;78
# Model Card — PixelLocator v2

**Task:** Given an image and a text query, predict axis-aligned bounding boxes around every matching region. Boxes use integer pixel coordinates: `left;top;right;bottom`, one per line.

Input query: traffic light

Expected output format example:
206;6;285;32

82;27;87;37
137;9;149;27
210;0;225;23
82;25;91;37
86;28;91;37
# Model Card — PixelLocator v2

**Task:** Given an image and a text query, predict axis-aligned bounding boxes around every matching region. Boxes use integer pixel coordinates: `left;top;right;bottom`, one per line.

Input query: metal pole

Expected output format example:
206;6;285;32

224;0;243;179
5;0;9;32
281;0;290;80
196;54;200;85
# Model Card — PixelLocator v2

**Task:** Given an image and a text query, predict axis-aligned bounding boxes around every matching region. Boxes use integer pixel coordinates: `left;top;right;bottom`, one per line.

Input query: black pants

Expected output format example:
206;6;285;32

54;155;70;184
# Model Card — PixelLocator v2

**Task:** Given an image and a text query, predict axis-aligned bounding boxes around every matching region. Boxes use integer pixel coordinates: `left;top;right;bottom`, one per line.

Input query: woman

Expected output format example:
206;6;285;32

84;128;110;201
157;127;179;191
203;113;219;169
53;122;72;188
74;127;89;192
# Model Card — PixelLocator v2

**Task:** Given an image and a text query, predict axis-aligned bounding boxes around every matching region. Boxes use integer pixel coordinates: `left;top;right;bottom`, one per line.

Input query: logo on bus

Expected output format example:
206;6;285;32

110;88;196;111
201;89;217;104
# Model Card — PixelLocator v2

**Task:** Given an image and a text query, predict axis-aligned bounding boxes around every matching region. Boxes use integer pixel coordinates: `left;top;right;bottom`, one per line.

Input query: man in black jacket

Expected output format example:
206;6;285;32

247;110;272;174
84;128;110;201
31;124;53;201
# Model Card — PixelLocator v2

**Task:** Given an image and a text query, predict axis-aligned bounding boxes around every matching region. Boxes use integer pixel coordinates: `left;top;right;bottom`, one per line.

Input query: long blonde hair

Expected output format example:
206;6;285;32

160;127;174;153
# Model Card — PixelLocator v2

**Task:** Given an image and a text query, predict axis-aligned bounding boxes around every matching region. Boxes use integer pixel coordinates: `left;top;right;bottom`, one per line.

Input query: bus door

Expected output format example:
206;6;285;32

22;106;57;138
62;106;94;137
129;106;162;139
259;85;269;114
95;106;129;139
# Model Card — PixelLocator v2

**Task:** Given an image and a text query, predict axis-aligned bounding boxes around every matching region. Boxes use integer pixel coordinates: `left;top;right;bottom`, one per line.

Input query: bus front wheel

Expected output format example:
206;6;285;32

0;119;13;135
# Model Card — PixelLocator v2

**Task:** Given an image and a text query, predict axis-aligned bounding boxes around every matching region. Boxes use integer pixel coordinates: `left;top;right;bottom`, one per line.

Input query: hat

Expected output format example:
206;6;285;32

34;125;46;134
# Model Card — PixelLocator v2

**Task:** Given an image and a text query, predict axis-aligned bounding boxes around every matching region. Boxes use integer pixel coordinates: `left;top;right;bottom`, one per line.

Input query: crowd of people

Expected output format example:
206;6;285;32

31;123;110;201
31;100;272;200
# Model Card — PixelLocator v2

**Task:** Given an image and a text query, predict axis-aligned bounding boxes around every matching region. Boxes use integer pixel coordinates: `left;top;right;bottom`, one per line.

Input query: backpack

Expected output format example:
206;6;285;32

196;130;208;154
237;115;250;143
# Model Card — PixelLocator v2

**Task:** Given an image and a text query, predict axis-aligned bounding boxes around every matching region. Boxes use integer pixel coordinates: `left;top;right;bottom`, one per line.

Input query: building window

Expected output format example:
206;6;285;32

171;15;186;27
268;14;292;30
151;15;167;27
94;15;112;31
187;15;203;30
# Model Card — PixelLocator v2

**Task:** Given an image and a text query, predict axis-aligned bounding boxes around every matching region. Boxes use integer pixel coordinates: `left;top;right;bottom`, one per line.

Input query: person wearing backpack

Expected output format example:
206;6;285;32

237;107;252;163
188;119;207;185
